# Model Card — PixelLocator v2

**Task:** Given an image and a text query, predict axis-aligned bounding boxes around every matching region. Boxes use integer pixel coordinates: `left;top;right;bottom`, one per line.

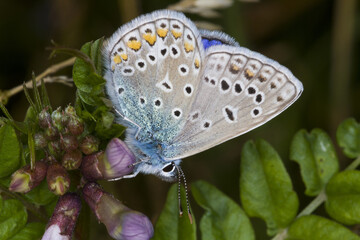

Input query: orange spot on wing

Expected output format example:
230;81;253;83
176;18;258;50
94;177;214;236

194;58;200;69
113;55;121;64
171;30;182;39
184;42;194;53
245;68;254;79
157;28;168;38
127;40;141;51
143;33;156;46
120;54;128;61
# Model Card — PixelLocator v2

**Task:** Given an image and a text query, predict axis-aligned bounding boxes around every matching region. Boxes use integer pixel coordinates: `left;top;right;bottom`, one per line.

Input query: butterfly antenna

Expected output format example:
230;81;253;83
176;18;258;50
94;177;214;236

176;163;183;217
178;166;193;224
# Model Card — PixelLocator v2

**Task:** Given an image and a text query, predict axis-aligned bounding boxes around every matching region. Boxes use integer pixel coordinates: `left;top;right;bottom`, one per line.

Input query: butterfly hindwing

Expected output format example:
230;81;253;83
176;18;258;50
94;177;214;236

162;44;303;160
104;10;205;143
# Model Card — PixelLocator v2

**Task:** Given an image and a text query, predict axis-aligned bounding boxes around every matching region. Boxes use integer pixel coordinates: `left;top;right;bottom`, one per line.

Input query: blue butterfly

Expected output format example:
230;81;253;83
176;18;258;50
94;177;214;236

103;10;303;182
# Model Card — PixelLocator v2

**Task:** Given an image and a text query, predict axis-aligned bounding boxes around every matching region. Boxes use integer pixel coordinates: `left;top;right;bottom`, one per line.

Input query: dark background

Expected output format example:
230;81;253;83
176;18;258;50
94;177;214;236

0;0;359;239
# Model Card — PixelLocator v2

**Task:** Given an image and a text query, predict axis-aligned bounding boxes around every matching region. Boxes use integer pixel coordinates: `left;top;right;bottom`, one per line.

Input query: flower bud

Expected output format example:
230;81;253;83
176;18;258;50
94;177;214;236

42;193;81;240
62;149;82;170
44;125;59;140
80;152;104;181
51;107;64;131
48;140;62;158
39;108;52;129
81;138;135;180
61;135;78;151
9;161;48;193
80;135;99;155
61;110;70;127
47;163;70;195
64;105;76;118
82;182;153;240
67;118;84;136
34;132;47;149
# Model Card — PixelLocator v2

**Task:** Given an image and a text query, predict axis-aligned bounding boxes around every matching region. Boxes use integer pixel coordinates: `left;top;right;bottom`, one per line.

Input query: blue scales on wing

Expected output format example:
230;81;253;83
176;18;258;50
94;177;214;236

103;10;205;151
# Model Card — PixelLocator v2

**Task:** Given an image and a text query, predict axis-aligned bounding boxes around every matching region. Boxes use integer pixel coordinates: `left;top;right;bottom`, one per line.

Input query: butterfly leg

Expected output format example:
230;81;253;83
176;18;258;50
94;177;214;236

114;108;142;139
107;171;139;181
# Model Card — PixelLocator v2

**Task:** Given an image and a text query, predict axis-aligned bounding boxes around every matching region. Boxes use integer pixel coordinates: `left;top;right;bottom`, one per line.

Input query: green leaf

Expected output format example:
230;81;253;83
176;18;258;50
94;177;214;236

336;118;360;158
290;129;339;196
74;72;105;95
40;79;52;111
287;215;360;240
22;83;38;114
95;112;125;139
24;180;56;206
192;180;254;240
77;89;103;107
0;194;3;210
31;73;43;112
153;184;196;240
73;38;105;95
0;124;21;178
24;107;37;125
0;103;28;133
0;198;28;239
89;37;104;74
325;170;360;225
8;222;45;240
240;139;298;235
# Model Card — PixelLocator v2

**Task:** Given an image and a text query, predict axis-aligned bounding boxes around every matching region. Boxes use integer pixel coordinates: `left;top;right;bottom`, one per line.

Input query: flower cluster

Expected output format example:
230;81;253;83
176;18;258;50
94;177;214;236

4;75;154;239
9;105;100;195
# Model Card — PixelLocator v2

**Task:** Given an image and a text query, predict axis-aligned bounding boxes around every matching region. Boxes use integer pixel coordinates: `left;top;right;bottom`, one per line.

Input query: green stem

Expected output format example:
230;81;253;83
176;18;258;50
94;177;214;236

297;190;327;218
0;183;48;222
345;155;360;171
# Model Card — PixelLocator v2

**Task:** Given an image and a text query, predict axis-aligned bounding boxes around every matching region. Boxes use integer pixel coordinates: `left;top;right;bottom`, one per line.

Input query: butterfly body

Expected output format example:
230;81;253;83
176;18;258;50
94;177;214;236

103;10;303;181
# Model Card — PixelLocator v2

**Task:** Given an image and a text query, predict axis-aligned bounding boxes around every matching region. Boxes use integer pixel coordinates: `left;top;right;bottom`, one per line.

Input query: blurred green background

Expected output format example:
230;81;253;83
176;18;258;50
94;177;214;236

0;0;359;239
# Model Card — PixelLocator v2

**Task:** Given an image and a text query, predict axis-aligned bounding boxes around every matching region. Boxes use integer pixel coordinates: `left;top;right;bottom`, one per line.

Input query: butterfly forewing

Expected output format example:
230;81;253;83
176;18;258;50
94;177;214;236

104;11;205;143
162;45;303;160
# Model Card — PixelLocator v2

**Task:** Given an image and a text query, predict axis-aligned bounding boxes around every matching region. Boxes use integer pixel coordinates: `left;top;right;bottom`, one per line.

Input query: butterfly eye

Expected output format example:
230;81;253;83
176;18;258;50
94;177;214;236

162;163;175;173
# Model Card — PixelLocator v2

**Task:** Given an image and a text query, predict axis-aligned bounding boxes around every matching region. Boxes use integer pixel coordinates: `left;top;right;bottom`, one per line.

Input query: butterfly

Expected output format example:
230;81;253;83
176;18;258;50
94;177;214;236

103;9;303;182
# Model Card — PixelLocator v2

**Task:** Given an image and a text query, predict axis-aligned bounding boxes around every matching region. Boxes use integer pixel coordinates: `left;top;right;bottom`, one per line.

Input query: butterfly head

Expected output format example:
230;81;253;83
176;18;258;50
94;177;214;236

134;158;181;182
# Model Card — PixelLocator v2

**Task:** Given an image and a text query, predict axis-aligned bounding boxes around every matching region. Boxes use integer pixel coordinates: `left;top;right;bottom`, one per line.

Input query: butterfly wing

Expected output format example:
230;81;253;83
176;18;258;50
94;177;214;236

103;10;205;143
162;44;303;160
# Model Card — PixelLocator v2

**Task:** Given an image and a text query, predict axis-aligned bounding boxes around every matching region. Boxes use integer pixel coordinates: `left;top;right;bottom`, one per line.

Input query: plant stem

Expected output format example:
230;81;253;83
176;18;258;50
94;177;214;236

0;57;75;104
345;155;360;171
271;191;327;240
297;190;327;218
0;183;48;222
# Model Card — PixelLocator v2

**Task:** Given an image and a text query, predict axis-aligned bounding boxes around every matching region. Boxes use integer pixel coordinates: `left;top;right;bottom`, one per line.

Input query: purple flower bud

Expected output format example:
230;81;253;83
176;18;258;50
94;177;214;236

80;152;105;181
80;139;135;180
48;140;62;158
47;163;70;195
80;135;99;155
9;161;48;193
51;107;64;131
62;149;82;170
39;108;52;129
82;182;153;240
117;211;154;240
42;193;81;240
34;132;48;149
67;118;84;136
61;135;79;151
44;126;59;140
61;110;70;127
102;138;136;179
